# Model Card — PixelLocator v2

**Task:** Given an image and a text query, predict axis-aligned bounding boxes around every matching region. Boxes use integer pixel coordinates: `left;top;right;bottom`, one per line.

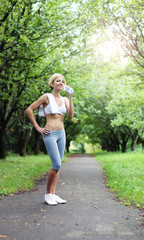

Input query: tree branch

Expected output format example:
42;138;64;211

0;1;17;26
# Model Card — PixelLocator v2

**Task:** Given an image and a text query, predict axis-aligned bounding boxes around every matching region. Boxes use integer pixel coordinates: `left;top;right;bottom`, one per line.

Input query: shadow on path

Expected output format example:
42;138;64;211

0;154;143;240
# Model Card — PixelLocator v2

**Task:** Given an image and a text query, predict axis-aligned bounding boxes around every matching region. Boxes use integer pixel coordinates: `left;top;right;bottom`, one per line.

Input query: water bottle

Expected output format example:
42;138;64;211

63;85;74;94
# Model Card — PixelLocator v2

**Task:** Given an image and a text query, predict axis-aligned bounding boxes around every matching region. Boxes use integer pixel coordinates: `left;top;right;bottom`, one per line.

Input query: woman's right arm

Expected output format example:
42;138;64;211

25;94;50;135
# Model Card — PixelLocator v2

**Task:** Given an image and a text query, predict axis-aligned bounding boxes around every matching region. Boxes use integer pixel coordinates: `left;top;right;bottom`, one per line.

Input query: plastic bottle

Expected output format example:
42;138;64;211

63;85;74;94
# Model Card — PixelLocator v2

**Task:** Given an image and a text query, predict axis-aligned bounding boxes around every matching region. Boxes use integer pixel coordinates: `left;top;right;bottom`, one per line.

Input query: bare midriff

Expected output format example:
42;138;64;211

45;114;64;130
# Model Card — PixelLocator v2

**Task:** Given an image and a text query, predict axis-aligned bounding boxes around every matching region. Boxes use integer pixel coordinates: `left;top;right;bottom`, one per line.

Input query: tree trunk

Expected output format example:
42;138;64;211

15;127;32;156
131;130;138;151
142;141;144;152
66;140;70;153
121;141;127;153
120;131;129;153
0;132;6;159
34;130;40;155
40;141;47;154
19;141;27;156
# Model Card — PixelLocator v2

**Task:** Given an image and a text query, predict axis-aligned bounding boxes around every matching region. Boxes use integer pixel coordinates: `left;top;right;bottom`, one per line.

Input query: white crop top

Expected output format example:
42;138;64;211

38;93;67;117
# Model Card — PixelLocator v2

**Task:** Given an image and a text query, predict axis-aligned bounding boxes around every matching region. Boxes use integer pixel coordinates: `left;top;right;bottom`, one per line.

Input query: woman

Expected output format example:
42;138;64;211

26;73;74;205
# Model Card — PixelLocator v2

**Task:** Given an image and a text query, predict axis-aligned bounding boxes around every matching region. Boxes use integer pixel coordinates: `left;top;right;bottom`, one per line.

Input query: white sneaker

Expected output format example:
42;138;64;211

45;194;57;205
53;194;67;204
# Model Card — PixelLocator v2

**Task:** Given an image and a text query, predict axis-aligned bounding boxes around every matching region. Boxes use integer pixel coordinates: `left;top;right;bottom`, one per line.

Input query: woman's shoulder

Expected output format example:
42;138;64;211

41;93;53;98
38;93;49;104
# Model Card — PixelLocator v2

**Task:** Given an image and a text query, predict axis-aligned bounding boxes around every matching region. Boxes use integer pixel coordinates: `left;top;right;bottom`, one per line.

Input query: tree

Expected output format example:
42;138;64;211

100;0;144;69
0;0;95;158
64;117;81;152
107;74;144;151
1;0;143;157
14;112;33;156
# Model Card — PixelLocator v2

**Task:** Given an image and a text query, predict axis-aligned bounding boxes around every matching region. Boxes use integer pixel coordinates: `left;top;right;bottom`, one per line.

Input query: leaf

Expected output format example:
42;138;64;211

41;208;47;212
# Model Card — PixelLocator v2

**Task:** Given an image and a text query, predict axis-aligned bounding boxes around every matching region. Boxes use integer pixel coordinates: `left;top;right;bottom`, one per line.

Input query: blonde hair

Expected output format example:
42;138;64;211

48;73;66;88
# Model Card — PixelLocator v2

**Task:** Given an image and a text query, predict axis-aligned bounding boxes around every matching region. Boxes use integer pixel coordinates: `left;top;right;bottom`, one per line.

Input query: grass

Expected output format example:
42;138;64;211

1;151;143;209
0;154;67;195
94;151;144;208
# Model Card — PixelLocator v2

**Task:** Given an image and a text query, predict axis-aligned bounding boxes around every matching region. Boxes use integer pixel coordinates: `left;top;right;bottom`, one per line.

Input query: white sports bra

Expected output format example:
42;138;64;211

38;93;67;117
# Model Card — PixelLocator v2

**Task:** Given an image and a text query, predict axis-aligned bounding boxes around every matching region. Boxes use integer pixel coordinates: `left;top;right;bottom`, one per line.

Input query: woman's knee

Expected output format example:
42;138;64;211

51;168;59;174
52;162;61;170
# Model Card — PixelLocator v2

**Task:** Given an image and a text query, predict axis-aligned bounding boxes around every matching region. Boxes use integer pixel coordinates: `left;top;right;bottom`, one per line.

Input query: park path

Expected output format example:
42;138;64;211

0;154;144;240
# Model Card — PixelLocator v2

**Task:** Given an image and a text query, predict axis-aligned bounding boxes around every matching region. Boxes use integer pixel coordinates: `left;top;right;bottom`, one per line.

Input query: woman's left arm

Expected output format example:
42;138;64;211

64;94;74;118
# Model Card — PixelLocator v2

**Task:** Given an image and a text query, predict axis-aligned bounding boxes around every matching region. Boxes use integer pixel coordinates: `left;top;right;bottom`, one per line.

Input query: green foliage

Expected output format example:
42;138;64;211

0;0;144;157
64;116;81;152
107;64;144;139
100;0;144;68
94;151;144;208
70;30;144;152
0;0;84;107
0;0;96;158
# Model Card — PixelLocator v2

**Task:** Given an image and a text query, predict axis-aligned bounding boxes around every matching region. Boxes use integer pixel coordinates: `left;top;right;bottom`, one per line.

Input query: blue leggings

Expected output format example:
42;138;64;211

43;129;66;170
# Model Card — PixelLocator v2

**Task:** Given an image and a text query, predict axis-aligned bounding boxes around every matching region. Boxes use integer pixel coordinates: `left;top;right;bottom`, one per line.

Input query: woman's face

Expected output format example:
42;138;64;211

52;76;65;91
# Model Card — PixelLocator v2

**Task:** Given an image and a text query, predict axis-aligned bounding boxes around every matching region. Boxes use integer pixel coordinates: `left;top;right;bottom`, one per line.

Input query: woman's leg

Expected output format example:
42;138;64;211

57;129;66;160
43;130;66;204
46;129;66;194
46;168;59;194
47;129;66;194
43;132;62;194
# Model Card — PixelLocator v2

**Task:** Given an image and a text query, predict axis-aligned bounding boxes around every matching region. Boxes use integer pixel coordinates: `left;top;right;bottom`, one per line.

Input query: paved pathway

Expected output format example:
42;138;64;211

0;155;144;240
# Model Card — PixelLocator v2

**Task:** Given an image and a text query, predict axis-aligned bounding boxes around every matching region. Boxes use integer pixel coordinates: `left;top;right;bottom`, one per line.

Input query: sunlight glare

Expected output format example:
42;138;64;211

97;39;124;62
